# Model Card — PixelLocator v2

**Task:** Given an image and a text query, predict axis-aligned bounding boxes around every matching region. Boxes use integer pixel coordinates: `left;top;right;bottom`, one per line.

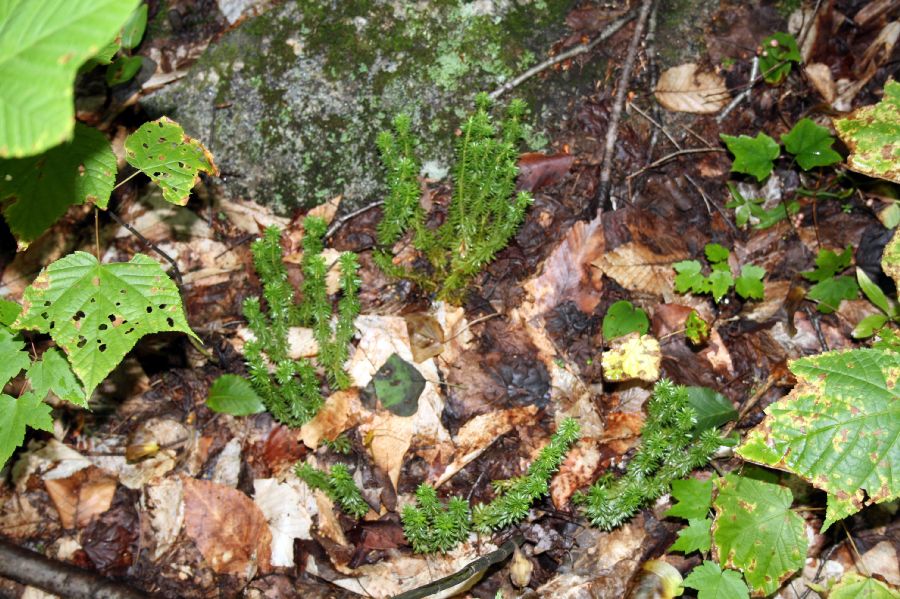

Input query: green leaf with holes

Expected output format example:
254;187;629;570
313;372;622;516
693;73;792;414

206;374;265;416
602;300;649;341
737;348;900;531
0;123;116;248
12;252;197;400
830;573;900;599
26;348;85;408
834;80;900;184
0;391;54;468
0;0;139;158
684;561;750;599
720;133;780;182
685;310;709;345
124;117;218;205
882;227;900;289
712;472;807;595
782;118;842;170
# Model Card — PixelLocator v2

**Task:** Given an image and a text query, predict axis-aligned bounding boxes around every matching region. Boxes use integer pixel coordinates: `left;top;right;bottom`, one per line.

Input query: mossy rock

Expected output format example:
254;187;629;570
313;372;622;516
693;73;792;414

141;0;587;213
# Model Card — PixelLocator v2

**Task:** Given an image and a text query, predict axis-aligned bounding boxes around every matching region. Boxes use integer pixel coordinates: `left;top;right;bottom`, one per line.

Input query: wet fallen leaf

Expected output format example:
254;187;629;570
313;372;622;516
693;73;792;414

602;333;662;383
654;64;730;114
517;152;574;192
182;475;272;578
593;242;687;301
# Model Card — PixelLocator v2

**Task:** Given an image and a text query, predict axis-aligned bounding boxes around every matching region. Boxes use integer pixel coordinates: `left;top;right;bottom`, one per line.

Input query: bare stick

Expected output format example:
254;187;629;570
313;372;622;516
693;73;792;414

488;11;637;100
325;200;385;239
625;147;725;180
107;210;184;288
716;56;759;123
593;0;655;213
628;101;681;151
684;173;740;234
0;539;146;599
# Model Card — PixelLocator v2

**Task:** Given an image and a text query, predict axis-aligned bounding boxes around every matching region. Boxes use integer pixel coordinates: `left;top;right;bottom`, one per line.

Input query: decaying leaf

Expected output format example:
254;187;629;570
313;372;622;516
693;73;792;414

654;63;730;114
44;466;117;529
182;476;272;578
592;242;687;301
253;478;317;567
834;80;900;183
601;333;661;382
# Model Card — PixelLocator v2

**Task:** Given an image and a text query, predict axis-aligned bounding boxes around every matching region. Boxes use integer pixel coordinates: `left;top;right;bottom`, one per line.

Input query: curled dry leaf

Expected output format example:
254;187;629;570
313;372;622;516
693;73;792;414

44;466;117;529
182;476;272;578
654;64;730;114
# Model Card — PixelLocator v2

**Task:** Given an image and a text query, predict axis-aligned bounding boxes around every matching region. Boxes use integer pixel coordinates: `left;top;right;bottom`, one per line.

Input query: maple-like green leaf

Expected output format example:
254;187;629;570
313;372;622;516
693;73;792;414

833;80;900;183
708;269;734;303
738;348;900;530
0;391;54;468
781;118;842;170
670;517;711;553
602;300;649;341
830;572;900;599
124;117;218;205
685;387;737;432
802;246;854;283
13;252;197;400
0;123;116;248
674;260;705;294
735;264;765;300
725;184;797;229
721;132;780;181
666;477;714;520
26;348;86;408
685;310;710;345
206;374;265;416
807;276;859;314
684;561;750;599
712;472;807;595
0;327;30;388
705;243;730;264
759;32;802;85
0;0;139;158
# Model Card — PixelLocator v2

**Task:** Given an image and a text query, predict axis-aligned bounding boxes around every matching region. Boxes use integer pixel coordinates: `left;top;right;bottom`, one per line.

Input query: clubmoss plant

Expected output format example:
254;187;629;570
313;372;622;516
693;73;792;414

401;484;472;553
375;92;533;303
243;219;360;426
574;380;721;530
296;462;369;518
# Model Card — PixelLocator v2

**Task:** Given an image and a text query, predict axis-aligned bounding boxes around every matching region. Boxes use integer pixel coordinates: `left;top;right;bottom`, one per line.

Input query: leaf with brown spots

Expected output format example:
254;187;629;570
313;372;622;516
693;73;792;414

833;80;900;183
738;348;900;530
712;472;807;596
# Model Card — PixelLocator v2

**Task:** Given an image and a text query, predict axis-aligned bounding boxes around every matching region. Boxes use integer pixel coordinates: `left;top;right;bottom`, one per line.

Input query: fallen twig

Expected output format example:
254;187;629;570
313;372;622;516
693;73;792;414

625;147;725;180
488;10;637;100
716;56;759;123
593;0;655;214
108;209;184;288
325;199;385;239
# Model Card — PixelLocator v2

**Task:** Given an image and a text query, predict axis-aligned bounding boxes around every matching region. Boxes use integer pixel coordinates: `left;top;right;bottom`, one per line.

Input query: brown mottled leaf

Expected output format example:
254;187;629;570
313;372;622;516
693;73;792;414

655;64;730;114
593;242;687;300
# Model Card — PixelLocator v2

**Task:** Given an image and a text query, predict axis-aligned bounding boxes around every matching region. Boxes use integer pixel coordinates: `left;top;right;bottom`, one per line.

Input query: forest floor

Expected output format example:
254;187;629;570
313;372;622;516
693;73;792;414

0;1;898;598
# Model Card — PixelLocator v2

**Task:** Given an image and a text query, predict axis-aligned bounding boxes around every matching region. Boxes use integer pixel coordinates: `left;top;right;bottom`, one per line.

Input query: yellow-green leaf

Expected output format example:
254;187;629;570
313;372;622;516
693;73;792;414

830;572;900;599
833;80;900;183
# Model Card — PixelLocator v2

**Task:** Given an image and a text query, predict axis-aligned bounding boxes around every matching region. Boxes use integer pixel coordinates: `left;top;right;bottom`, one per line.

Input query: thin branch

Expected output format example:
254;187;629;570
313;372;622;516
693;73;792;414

625;147;725;180
107;210;184;288
716;56;759;123
325;200;384;239
593;0;655;214
488;10;637;100
684;174;740;234
628;101;681;151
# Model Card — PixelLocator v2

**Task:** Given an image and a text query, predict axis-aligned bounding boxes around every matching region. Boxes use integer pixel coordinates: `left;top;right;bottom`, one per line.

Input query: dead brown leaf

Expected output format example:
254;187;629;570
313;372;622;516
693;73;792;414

44;467;117;529
592;242;687;301
804;63;836;104
182;476;272;578
517;153;574;192
654;64;730;114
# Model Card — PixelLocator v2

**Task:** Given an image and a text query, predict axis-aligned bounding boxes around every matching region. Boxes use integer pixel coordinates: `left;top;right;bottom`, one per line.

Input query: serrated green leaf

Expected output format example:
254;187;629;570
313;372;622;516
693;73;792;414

685;310;709;345
0;0;139;158
206;374;265;416
712;472;807;595
0;123;116;248
666;477;714;520
602;300;649;341
670;517;711;553
26;348;85;407
0;300;21;327
807;276;859;314
830;572;900;599
705;243;730;264
0;327;30;388
0;391;53;468
120;4;148;50
708;269;734;303
106;55;143;86
857;267;893;316
754;199;799;229
124;117;218;205
674;260;705;294
735;264;765;300
782;118;842;170
13;252;197;399
737;348;900;530
853;313;889;339
684;561;750;599
720;132;780;181
834;80;900;183
759;32;801;85
685;386;737;431
803;247;854;282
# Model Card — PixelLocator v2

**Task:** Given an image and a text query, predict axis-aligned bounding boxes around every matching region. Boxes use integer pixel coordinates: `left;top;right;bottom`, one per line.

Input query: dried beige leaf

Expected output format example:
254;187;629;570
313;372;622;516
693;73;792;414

592;242;687;300
654;64;729;114
804;63;836;104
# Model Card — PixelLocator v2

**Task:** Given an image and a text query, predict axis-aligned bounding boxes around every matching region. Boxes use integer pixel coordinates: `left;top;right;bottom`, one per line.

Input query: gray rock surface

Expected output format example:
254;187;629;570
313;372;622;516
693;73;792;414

141;0;588;213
